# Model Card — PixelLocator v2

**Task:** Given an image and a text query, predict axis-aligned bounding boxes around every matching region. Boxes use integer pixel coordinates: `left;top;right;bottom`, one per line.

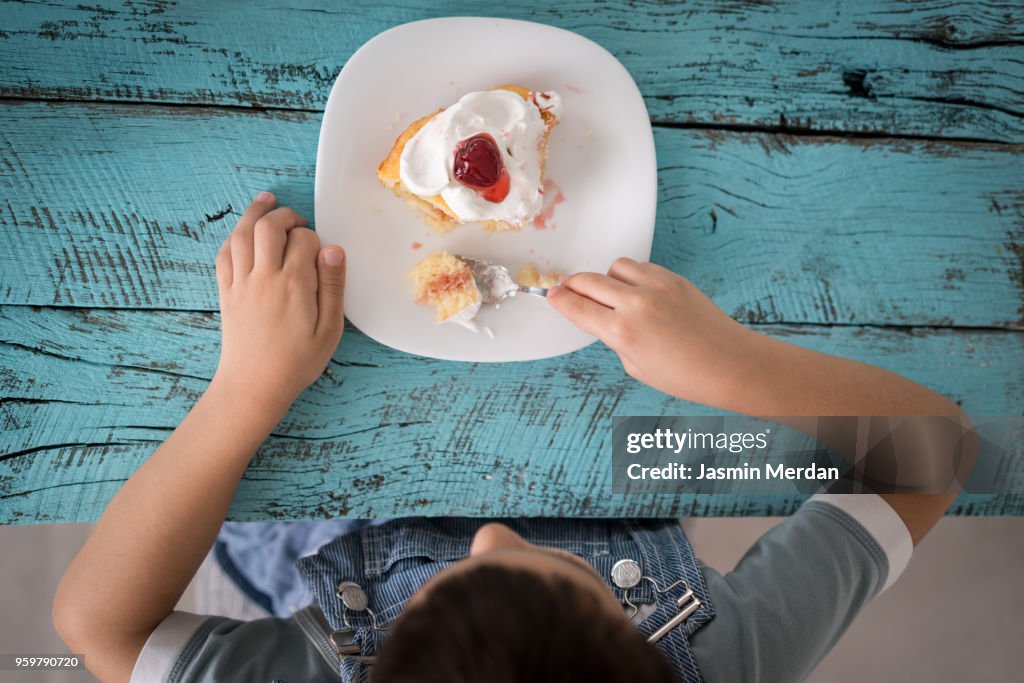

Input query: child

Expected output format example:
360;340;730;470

54;194;963;682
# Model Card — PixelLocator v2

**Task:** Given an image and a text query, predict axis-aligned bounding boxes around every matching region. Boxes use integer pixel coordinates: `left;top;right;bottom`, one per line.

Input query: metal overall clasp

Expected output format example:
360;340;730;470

610;559;703;644
329;581;388;665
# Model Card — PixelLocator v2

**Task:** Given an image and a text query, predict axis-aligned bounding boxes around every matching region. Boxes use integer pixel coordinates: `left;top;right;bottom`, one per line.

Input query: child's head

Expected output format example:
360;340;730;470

371;523;673;682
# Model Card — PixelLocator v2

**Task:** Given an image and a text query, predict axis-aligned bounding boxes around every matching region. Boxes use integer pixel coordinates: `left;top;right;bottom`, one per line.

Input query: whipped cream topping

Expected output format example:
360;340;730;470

399;90;561;227
446;298;491;336
446;297;481;326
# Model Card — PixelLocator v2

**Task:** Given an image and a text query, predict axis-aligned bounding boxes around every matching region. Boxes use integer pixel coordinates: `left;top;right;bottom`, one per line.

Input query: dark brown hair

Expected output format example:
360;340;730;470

371;564;674;682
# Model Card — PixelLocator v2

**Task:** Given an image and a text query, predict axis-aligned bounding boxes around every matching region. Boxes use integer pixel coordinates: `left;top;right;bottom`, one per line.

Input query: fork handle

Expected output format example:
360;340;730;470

518;286;549;298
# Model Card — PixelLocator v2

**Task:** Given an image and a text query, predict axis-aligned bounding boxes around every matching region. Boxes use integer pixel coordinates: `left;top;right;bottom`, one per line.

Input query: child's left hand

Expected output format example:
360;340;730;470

213;192;346;413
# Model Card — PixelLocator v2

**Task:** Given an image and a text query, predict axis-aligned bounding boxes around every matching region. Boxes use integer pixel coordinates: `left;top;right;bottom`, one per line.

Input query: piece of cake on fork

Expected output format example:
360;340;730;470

378;86;561;233
409;250;482;326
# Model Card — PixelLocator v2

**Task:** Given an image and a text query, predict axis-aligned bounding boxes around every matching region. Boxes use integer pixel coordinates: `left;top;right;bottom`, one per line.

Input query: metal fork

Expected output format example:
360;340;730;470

457;256;549;305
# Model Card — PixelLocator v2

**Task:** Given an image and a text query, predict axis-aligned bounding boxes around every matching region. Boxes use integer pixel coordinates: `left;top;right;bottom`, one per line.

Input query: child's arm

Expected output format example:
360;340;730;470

548;258;963;544
53;193;346;682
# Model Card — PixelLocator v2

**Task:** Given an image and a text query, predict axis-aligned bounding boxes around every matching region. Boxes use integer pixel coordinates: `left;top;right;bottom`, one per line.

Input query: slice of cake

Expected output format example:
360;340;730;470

378;86;561;233
410;251;481;325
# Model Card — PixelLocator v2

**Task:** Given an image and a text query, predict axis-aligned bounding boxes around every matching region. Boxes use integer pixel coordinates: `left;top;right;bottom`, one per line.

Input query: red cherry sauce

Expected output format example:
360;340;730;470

453;133;510;203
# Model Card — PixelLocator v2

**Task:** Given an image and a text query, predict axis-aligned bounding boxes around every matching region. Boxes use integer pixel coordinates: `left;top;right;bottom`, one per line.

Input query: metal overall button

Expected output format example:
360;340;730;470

611;559;643;589
336;581;368;612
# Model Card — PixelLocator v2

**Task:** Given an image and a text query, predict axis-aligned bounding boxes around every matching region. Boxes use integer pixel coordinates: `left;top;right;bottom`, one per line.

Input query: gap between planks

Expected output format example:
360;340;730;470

1;94;1021;148
1;305;1022;335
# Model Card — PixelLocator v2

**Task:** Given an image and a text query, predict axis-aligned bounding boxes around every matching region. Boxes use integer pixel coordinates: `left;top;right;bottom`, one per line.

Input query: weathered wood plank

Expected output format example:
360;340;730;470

1;0;1022;141
2;101;1021;327
1;306;1021;522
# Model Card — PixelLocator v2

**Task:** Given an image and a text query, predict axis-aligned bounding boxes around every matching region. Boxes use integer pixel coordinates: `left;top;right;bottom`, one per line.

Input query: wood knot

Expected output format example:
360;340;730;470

842;69;876;100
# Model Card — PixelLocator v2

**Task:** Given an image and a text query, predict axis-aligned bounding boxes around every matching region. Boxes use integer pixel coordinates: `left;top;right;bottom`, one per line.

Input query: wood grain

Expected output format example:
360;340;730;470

1;1;1022;141
2;101;1021;327
2;1;1022;522
1;306;1021;522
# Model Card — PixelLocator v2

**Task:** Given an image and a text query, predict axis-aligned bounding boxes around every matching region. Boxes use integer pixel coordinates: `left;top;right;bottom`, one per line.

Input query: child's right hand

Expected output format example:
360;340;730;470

548;258;759;408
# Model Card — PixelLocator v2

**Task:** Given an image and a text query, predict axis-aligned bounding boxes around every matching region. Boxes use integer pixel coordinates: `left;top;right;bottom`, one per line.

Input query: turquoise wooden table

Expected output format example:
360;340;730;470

1;1;1022;523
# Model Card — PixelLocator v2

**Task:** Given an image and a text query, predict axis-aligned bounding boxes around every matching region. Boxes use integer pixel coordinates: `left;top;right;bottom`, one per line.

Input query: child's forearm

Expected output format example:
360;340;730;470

53;377;288;682
725;332;961;418
52;195;344;681
731;333;964;545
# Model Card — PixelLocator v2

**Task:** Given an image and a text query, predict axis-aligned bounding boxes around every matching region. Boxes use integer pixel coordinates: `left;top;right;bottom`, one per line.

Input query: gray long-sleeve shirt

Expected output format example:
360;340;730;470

132;494;912;682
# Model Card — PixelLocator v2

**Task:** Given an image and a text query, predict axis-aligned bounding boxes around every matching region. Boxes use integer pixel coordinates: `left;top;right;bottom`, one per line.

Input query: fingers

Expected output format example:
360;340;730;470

315;246;346;340
547;284;614;338
283;227;320;276
253;207;308;271
215;239;232;289
229;192;308;275
607;257;650;285
561;271;633;308
639;260;689;289
230;192;277;275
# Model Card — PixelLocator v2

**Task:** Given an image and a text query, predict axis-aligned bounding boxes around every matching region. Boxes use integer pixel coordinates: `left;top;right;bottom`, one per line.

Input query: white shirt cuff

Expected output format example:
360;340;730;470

130;611;212;683
809;493;913;592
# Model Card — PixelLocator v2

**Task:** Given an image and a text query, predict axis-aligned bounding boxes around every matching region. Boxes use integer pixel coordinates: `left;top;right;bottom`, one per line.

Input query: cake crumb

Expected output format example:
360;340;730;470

517;263;564;288
411;242;423;250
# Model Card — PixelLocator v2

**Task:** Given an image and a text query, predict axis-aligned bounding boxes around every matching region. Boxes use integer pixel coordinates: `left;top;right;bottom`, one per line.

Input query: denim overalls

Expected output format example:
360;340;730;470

295;519;715;682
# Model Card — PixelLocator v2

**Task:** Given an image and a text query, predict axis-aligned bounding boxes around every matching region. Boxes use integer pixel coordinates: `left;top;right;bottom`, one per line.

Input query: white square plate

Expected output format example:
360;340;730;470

315;17;656;362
